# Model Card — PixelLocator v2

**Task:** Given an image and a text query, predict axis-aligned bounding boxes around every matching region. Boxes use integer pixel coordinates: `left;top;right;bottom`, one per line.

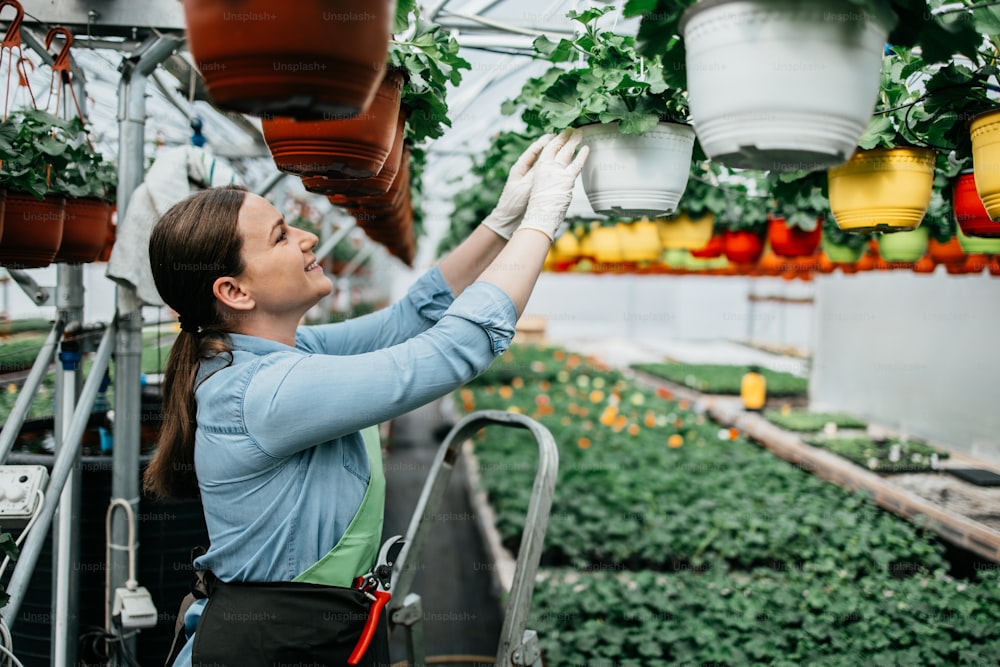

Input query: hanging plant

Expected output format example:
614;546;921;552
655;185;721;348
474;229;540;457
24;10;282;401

390;1;471;145
0;108;116;267
658;160;727;250
827;46;937;233
504;6;695;218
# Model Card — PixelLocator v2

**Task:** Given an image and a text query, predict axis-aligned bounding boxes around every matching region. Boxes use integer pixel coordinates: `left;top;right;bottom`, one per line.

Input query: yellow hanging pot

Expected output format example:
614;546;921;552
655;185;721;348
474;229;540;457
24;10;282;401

619;219;662;263
546;229;581;270
970;108;1000;221
579;224;624;270
657;212;715;250
827;147;936;232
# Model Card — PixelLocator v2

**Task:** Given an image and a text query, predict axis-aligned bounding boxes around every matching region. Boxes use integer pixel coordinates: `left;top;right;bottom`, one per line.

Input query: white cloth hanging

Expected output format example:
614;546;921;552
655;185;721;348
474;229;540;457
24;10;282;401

106;145;239;306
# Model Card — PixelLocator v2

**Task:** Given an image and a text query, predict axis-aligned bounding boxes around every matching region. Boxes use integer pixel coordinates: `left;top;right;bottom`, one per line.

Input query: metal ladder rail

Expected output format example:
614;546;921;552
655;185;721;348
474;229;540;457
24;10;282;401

388;410;558;667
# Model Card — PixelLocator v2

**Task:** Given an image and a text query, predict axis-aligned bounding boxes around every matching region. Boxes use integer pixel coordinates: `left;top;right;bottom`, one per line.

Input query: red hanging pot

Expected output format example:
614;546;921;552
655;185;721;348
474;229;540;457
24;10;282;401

689;233;724;258
767;216;822;257
953;171;1000;238
262;70;404;178
182;0;394;120
0;192;65;268
96;206;116;262
55;197;112;263
302;110;406;198
989;255;1000;276
722;230;765;265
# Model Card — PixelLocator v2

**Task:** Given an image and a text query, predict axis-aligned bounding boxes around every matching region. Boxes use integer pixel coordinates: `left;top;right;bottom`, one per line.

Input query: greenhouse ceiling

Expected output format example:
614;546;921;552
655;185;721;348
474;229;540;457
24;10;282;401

11;0;617;262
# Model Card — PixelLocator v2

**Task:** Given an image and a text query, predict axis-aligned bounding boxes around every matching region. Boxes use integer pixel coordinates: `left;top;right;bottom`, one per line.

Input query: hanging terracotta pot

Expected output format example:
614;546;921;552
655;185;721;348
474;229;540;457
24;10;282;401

876;226;929;263
912;256;936;274
953;170;1000;237
302;110;406;197
0;192;65;268
262;70;404;178
815;253;836;274
927;236;966;267
579;121;696;218
96;206;116;262
55;197;112;263
989;255;1000;276
960;253;990;274
854;248;875;272
722;230;765;265
690;233;724;258
182;0;394;120
657;212;714;250
680;0;888;172
332;146;410;211
827;147;936;232
970;108;1000;221
768;215;822;257
757;251;785;276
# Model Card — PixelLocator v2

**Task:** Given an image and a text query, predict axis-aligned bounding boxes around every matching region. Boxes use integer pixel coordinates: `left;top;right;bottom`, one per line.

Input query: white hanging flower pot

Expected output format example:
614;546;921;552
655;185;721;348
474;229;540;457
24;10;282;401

680;0;890;171
579;121;696;218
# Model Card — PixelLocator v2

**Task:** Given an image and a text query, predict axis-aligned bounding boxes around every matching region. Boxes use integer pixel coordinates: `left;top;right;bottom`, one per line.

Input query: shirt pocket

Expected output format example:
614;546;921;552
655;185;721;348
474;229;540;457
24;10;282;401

341;435;371;485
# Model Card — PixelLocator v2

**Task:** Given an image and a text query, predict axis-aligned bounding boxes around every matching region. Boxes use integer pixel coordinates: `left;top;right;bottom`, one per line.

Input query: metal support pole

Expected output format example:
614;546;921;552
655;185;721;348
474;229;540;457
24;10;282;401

111;35;183;651
254;170;287;198
53;290;83;667
0;320;64;463
6;269;51;306
314;220;357;262
0;323;116;626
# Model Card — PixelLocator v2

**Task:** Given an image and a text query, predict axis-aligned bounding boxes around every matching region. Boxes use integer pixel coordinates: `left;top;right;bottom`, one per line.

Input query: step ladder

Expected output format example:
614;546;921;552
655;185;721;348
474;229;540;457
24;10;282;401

388;409;559;667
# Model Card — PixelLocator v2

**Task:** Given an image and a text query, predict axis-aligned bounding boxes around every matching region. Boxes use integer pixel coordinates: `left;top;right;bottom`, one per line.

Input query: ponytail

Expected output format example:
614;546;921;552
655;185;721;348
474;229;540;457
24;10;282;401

143;186;247;498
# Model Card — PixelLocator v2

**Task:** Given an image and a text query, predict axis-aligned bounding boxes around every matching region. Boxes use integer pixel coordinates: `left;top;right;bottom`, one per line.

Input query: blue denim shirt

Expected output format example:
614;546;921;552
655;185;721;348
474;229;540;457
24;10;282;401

170;268;516;666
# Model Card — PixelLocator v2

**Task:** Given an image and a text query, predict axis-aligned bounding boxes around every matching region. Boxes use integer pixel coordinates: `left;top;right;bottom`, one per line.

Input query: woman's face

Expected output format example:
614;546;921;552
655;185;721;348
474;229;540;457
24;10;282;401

234;193;333;320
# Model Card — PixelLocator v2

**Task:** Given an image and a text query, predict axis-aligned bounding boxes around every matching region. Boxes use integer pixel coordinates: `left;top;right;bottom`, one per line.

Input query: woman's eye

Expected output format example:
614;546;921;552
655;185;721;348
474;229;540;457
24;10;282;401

278;230;287;242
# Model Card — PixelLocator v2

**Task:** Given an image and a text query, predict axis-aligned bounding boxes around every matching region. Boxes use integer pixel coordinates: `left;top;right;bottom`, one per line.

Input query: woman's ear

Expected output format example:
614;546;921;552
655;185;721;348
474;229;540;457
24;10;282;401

213;276;255;312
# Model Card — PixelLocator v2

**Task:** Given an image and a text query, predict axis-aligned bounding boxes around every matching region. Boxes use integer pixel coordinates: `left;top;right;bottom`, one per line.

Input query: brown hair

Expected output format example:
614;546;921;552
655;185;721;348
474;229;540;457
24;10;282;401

143;185;248;499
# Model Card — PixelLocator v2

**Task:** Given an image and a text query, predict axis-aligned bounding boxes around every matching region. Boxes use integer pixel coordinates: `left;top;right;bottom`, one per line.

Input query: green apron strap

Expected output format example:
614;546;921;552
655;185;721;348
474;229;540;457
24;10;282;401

294;425;385;587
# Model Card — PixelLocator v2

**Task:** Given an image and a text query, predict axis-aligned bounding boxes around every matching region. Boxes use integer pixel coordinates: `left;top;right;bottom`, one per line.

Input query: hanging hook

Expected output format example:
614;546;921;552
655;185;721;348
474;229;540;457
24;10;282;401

0;0;24;50
45;26;73;84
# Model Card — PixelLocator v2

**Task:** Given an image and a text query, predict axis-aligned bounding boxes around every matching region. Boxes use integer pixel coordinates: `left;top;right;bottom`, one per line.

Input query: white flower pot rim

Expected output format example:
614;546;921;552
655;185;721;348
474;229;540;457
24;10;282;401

577;119;693;131
680;0;894;34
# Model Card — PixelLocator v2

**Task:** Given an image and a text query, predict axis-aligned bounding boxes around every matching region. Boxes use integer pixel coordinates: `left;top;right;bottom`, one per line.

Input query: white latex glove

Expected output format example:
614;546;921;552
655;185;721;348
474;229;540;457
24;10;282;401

518;129;589;241
481;133;555;240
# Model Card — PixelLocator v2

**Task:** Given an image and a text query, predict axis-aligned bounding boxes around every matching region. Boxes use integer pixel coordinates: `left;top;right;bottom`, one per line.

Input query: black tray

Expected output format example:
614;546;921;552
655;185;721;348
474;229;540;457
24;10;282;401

945;468;1000;487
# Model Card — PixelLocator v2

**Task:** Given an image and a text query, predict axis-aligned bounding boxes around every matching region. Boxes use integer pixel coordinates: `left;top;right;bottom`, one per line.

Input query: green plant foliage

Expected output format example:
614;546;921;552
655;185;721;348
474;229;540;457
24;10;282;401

503;6;688;135
764;409;868;433
675;160;728;220
530;566;1000;666
805;435;950;473
390;5;471;145
632;362;808;396
858;46;930;150
0;108;116;201
767;170;829;232
457;343;1000;665
823;215;871;251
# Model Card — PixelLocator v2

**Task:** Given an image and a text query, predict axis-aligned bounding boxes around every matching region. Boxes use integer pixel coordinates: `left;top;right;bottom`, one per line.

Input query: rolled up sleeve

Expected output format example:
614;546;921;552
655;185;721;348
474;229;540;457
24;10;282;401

298;267;456;355
244;281;517;457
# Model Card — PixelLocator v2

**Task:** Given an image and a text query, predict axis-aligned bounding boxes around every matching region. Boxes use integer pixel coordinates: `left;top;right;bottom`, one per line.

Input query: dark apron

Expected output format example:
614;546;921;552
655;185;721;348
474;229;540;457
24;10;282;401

168;426;390;667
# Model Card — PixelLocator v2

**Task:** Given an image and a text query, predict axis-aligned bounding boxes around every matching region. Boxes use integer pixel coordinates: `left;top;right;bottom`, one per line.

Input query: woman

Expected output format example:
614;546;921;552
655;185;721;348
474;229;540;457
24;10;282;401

145;129;588;666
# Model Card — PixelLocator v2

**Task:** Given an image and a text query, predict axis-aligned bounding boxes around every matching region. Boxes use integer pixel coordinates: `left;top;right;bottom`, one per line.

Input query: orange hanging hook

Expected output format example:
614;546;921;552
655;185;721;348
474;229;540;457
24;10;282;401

45;26;73;84
15;54;31;86
0;0;24;50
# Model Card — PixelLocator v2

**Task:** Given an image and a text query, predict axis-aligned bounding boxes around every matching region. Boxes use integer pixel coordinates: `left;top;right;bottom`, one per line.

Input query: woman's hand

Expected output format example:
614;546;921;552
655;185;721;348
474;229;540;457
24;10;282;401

517;129;589;241
480;133;555;240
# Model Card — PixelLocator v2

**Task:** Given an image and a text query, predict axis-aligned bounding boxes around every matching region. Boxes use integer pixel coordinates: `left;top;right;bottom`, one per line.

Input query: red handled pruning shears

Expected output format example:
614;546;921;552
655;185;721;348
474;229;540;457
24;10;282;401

347;535;405;665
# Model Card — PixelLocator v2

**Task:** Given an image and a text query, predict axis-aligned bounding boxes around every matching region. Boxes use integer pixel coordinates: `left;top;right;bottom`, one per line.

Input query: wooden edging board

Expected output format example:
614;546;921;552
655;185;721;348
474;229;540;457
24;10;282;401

628;369;1000;564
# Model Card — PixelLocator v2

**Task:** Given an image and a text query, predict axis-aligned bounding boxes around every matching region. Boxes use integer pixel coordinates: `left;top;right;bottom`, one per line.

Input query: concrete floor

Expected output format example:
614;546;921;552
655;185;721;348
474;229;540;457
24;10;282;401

382;399;503;665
